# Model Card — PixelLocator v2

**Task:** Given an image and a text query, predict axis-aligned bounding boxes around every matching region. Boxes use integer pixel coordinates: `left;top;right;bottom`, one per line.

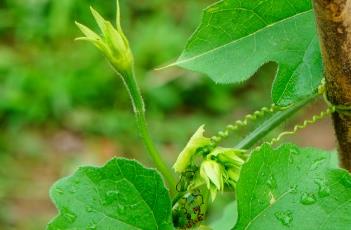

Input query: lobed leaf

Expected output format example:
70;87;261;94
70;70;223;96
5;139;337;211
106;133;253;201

174;0;323;106
47;158;173;230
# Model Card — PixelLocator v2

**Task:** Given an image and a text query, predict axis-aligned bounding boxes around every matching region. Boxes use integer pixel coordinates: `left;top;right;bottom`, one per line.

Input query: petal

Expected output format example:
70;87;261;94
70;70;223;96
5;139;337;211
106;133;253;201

104;21;126;55
173;125;211;173
74;37;110;56
90;6;107;35
210;147;246;166
201;160;223;191
227;167;240;183
200;164;211;189
75;21;101;40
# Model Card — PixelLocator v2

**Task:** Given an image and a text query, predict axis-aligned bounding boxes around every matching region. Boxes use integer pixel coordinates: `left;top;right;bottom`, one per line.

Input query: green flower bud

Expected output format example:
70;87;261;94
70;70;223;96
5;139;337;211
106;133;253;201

173;125;211;173
75;1;133;74
200;160;223;192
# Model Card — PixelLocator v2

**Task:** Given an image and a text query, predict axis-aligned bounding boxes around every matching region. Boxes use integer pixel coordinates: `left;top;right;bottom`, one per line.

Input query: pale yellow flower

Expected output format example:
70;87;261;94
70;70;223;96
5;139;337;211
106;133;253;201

173;125;211;173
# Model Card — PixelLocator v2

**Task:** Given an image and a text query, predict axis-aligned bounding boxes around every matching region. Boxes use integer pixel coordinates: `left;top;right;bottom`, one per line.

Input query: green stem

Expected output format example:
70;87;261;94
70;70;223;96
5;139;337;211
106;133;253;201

235;95;315;150
117;67;176;194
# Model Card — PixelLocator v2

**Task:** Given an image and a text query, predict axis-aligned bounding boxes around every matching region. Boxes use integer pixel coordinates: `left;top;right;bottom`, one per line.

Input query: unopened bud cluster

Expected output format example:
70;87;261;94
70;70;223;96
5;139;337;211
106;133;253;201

173;125;248;201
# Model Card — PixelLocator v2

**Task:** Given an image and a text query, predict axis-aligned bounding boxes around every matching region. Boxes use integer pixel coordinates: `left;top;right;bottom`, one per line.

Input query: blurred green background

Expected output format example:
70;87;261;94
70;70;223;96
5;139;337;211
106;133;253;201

0;0;335;229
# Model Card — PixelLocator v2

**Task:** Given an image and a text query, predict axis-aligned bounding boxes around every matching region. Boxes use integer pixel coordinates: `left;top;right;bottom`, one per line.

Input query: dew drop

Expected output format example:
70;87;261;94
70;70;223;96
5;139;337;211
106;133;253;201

55;187;64;195
86;205;95;213
274;210;293;226
88;223;97;230
314;178;330;198
63;209;77;223
300;192;317;205
103;190;120;205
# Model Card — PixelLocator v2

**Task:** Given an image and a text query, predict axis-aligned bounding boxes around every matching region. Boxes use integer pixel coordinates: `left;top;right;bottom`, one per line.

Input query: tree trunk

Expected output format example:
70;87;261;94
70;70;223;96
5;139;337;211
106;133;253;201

312;0;351;171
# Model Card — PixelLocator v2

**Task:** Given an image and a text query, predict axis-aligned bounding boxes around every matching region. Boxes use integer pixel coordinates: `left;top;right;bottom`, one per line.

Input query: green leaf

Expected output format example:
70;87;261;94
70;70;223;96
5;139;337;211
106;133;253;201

47;158;173;230
174;0;322;106
208;201;237;229
234;144;351;229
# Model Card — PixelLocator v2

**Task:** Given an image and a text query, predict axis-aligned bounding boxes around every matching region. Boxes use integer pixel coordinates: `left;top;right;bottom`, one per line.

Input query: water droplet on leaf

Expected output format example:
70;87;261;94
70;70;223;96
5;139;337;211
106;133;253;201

86;205;95;212
314;178;330;198
103;190;120;205
55;187;64;195
274;210;293;226
63;209;77;223
88;223;97;230
300;192;317;205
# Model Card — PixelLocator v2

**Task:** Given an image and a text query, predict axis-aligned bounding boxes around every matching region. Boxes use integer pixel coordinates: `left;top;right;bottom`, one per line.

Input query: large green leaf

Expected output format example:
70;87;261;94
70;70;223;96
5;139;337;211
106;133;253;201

47;158;173;230
234;144;351;229
174;0;322;106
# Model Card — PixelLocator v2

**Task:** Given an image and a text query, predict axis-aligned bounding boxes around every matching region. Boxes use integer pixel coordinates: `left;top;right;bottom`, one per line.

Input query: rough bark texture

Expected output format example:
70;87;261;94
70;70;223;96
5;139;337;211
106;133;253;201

313;0;351;171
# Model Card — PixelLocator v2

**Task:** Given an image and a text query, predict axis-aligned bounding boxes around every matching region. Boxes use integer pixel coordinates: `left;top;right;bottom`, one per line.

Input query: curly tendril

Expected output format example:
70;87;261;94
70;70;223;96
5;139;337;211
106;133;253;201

210;104;281;146
257;106;336;151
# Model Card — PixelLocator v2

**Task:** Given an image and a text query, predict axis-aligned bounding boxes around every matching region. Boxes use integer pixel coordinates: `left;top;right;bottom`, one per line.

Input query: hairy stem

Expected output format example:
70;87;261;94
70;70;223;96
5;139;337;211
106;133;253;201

118;67;176;193
235;96;315;150
313;0;351;171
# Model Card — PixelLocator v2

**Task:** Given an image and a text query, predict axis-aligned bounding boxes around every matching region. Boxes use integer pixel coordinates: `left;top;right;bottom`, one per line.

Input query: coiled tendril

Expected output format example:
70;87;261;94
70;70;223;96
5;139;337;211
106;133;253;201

210;104;281;147
255;106;336;151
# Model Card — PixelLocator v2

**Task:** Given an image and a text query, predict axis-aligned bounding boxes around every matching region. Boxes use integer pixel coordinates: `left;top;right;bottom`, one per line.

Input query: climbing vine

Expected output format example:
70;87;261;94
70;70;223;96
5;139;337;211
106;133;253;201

46;0;351;229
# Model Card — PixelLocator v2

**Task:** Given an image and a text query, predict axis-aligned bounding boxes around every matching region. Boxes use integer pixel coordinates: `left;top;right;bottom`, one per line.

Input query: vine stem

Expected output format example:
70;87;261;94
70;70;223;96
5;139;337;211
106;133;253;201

235;96;315;150
117;67;176;194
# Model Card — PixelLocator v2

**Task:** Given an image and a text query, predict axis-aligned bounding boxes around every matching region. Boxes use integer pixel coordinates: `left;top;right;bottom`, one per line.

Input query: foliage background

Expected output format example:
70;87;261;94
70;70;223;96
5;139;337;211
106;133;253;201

0;0;335;229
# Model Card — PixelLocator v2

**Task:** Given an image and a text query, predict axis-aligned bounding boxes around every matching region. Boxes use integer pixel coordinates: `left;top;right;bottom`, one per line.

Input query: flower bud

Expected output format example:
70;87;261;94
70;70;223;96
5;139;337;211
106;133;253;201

75;1;133;75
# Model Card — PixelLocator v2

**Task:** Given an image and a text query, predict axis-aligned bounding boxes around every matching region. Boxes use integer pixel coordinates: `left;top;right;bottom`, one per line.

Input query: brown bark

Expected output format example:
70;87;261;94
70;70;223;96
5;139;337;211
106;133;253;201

313;0;351;171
